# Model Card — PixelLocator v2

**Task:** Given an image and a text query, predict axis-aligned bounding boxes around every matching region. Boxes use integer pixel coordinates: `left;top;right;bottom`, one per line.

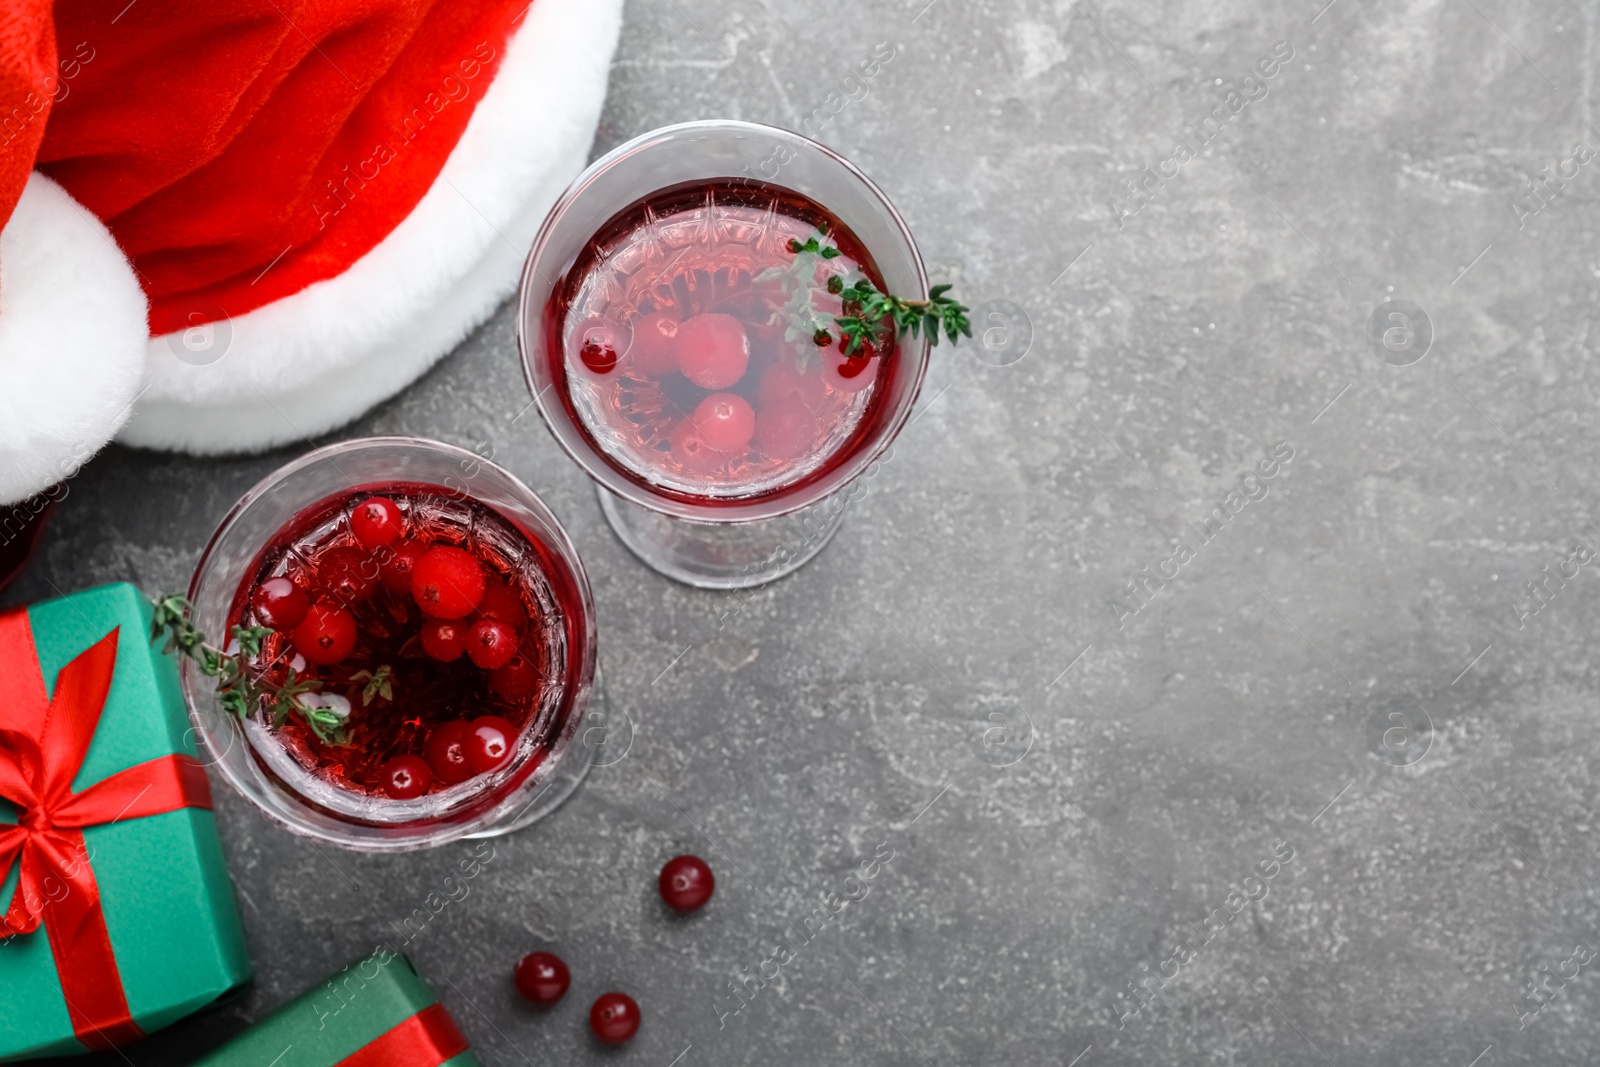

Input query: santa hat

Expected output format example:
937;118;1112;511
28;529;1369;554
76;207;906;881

0;0;622;505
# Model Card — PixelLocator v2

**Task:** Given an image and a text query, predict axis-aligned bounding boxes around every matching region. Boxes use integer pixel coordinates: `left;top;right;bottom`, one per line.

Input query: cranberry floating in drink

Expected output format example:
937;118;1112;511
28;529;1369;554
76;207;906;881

520;121;964;588
179;438;597;851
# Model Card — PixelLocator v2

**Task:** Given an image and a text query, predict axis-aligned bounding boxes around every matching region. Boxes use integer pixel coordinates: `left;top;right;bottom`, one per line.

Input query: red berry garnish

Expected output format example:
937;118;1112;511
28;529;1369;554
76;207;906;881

350;496;404;549
411;546;485;618
476;580;528;631
420;618;468;662
464;715;517;773
658;855;715;913
466;618;518;669
424;720;474;784
754;400;819;460
578;323;621;375
758;360;826;412
318;545;377;605
291;603;357;665
676;313;749;389
251;576;309;631
514;951;570;1007
822;348;877;394
381;755;432;799
629;312;681;377
692;393;756;454
378;538;428;593
668;421;721;473
589;992;640;1045
489;653;541;702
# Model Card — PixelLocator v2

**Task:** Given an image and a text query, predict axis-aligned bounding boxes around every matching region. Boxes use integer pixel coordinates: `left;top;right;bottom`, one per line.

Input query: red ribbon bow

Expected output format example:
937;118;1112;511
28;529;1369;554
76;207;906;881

0;610;214;1052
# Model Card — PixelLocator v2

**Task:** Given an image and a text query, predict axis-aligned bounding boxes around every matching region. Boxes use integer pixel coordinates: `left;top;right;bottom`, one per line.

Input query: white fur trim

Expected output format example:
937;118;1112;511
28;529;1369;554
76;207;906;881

0;173;148;505
120;0;624;453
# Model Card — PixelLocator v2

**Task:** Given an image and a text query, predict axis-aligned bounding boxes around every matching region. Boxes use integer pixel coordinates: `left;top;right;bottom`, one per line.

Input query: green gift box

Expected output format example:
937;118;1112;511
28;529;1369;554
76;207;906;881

0;582;252;1062
192;950;480;1067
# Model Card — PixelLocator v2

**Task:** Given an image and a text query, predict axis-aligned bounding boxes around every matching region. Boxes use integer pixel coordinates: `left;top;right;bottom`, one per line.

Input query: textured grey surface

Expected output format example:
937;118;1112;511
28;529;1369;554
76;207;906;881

14;0;1600;1064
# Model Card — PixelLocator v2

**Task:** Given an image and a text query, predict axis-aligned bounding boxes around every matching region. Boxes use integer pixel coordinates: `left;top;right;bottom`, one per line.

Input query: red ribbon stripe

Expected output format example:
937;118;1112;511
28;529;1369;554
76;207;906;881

0;609;214;1052
334;1003;470;1067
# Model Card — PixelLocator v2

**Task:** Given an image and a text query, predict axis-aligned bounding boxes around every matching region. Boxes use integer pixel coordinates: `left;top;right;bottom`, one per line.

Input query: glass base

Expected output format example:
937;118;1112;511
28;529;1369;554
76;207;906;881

598;486;849;589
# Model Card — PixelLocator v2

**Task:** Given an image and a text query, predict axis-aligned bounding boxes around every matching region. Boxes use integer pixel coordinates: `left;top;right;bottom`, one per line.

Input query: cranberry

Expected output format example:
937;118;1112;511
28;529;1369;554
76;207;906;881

251;576;309;631
379;538;429;593
630;312;682;377
658;855;715;913
754;400;819;460
758;360;827;412
692;393;756;454
821;348;878;394
514;951;570;1007
669;421;721;474
318;545;378;605
577;320;622;375
421;618;468;662
291;603;357;665
381;755;432;799
424;720;475;784
412;546;485;618
350;496;404;549
676;313;749;389
589;992;640;1045
464;715;516;773
476;580;528;631
466;618;518;670
489;653;541;702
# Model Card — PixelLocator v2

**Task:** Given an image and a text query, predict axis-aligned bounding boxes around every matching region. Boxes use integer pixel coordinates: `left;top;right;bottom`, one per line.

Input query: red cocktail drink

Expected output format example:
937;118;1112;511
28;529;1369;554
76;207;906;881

183;438;597;851
520;122;932;588
546;180;899;505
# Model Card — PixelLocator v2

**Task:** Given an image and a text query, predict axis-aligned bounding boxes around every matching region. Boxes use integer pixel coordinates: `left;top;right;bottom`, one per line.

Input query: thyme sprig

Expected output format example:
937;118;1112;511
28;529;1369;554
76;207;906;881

762;225;972;359
834;279;971;356
350;665;394;706
150;593;352;746
755;224;842;367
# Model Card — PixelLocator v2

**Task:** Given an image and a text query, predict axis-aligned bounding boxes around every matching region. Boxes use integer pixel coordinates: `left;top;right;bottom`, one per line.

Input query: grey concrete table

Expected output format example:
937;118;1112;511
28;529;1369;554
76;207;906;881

15;1;1600;1064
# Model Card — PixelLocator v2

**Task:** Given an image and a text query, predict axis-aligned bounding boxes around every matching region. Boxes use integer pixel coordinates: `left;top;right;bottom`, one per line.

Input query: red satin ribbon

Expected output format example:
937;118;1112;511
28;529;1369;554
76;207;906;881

334;1003;470;1067
0;610;214;1052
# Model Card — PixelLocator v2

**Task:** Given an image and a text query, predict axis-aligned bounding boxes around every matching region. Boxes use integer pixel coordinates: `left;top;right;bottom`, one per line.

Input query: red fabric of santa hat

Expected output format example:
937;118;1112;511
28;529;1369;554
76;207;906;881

0;0;622;505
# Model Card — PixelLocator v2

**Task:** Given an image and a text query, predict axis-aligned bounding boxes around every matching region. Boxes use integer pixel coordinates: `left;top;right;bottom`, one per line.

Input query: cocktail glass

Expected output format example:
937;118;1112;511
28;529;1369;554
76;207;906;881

517;120;930;589
182;436;598;852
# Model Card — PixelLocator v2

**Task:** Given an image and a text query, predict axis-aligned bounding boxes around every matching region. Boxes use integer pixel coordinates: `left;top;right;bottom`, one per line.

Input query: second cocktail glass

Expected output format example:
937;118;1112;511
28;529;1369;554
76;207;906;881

517;120;931;589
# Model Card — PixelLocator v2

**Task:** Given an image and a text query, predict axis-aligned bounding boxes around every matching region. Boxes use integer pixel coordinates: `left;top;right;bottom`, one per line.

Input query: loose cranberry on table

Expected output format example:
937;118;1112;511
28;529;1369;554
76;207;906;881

659;855;715;914
420;618;467;662
514;951;570;1007
251;576;309;630
489;653;540;702
350;495;404;549
318;545;378;604
379;538;429;593
589;992;640;1045
629;311;681;377
424;720;475;784
675;313;749;389
411;546;485;618
464;716;516;774
466;618;518;670
291;603;357;665
691;392;756;454
381;755;432;799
